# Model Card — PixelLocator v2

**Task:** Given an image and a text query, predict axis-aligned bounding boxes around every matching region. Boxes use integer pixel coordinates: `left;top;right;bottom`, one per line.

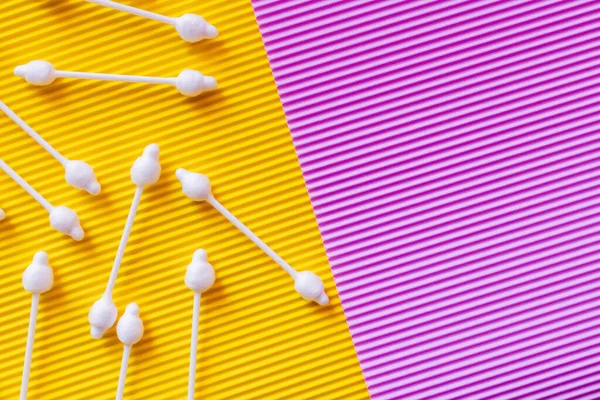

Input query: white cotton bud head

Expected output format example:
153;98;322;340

116;303;144;346
131;144;161;187
175;14;218;43
49;206;84;240
14;60;56;86
294;271;329;305
185;249;215;293
22;251;53;294
176;169;211;201
88;296;118;339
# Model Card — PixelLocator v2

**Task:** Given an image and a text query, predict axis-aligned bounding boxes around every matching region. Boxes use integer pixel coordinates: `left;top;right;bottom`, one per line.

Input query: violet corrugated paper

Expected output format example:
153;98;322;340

253;0;600;399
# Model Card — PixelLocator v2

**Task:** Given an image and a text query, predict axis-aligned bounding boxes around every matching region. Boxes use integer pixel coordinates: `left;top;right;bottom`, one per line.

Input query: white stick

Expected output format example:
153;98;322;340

89;145;161;339
20;252;53;400
87;0;174;25
208;196;298;278
20;294;39;400
0;101;67;165
15;61;217;97
188;292;200;400
0;157;84;240
184;249;215;400
0;100;100;195
56;71;174;85
176;170;330;305
116;345;131;400
115;303;144;400
0;157;52;212
85;0;218;42
105;187;142;297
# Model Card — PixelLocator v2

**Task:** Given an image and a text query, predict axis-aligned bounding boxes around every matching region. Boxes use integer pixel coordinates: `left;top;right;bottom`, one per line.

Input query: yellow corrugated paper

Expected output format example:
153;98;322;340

0;1;368;399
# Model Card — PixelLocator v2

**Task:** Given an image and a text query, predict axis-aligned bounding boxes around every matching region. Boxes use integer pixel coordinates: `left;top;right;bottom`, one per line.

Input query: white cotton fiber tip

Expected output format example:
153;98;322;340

185;249;215;293
0;208;4;220
176;69;217;97
22;252;53;294
294;271;329;305
49;206;84;240
89;295;118;339
65;160;101;195
131;144;161;187
176;169;211;201
175;14;218;43
117;303;144;346
14;60;56;86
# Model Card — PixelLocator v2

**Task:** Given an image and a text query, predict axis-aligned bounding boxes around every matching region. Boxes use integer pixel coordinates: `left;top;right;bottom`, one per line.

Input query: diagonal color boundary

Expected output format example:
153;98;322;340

253;0;600;398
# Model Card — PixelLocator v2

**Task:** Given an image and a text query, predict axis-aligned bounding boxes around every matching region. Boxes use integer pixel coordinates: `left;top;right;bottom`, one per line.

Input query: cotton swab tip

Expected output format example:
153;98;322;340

65;160;101;195
185;249;215;293
203;76;217;90
205;25;218;39
14;65;26;77
130;144;161;187
117;303;144;346
144;143;160;157
294;271;329;305
70;226;84;241
22;251;53;294
14;60;56;86
176;69;217;97
0;208;4;220
33;251;48;264
193;248;208;261
89;296;118;339
87;181;101;196
317;292;330;306
176;169;211;201
90;326;104;340
175;168;186;180
49;206;84;240
175;14;218;43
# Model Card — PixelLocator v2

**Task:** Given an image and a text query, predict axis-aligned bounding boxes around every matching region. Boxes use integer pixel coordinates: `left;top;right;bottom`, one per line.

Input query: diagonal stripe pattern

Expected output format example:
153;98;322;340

253;0;600;398
0;0;367;399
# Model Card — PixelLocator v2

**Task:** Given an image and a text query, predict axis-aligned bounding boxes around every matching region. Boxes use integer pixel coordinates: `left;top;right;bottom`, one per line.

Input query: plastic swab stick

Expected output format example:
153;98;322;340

88;144;160;339
185;249;215;400
0;157;83;240
0;100;100;195
15;61;217;97
176;169;329;305
86;0;218;42
20;252;53;400
115;303;144;400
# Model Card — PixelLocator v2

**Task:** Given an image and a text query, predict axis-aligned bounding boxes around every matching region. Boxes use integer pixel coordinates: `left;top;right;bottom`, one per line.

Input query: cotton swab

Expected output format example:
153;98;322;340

115;303;144;400
88;144;160;339
176;169;329;305
0;157;83;240
15;61;217;97
0;208;5;220
20;251;53;400
0;100;100;195
185;249;215;400
86;0;218;43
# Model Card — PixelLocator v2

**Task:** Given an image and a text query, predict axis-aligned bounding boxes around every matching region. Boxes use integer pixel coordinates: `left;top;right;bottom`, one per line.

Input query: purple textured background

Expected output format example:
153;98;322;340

253;0;600;399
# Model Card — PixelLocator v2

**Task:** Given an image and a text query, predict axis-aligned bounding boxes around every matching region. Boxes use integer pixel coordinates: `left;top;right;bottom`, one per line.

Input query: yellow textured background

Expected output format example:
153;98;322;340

0;1;368;399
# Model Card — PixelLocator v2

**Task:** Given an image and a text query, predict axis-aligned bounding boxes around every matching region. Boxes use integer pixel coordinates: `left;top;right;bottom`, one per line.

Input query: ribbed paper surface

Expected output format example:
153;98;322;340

0;1;367;399
254;0;600;398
